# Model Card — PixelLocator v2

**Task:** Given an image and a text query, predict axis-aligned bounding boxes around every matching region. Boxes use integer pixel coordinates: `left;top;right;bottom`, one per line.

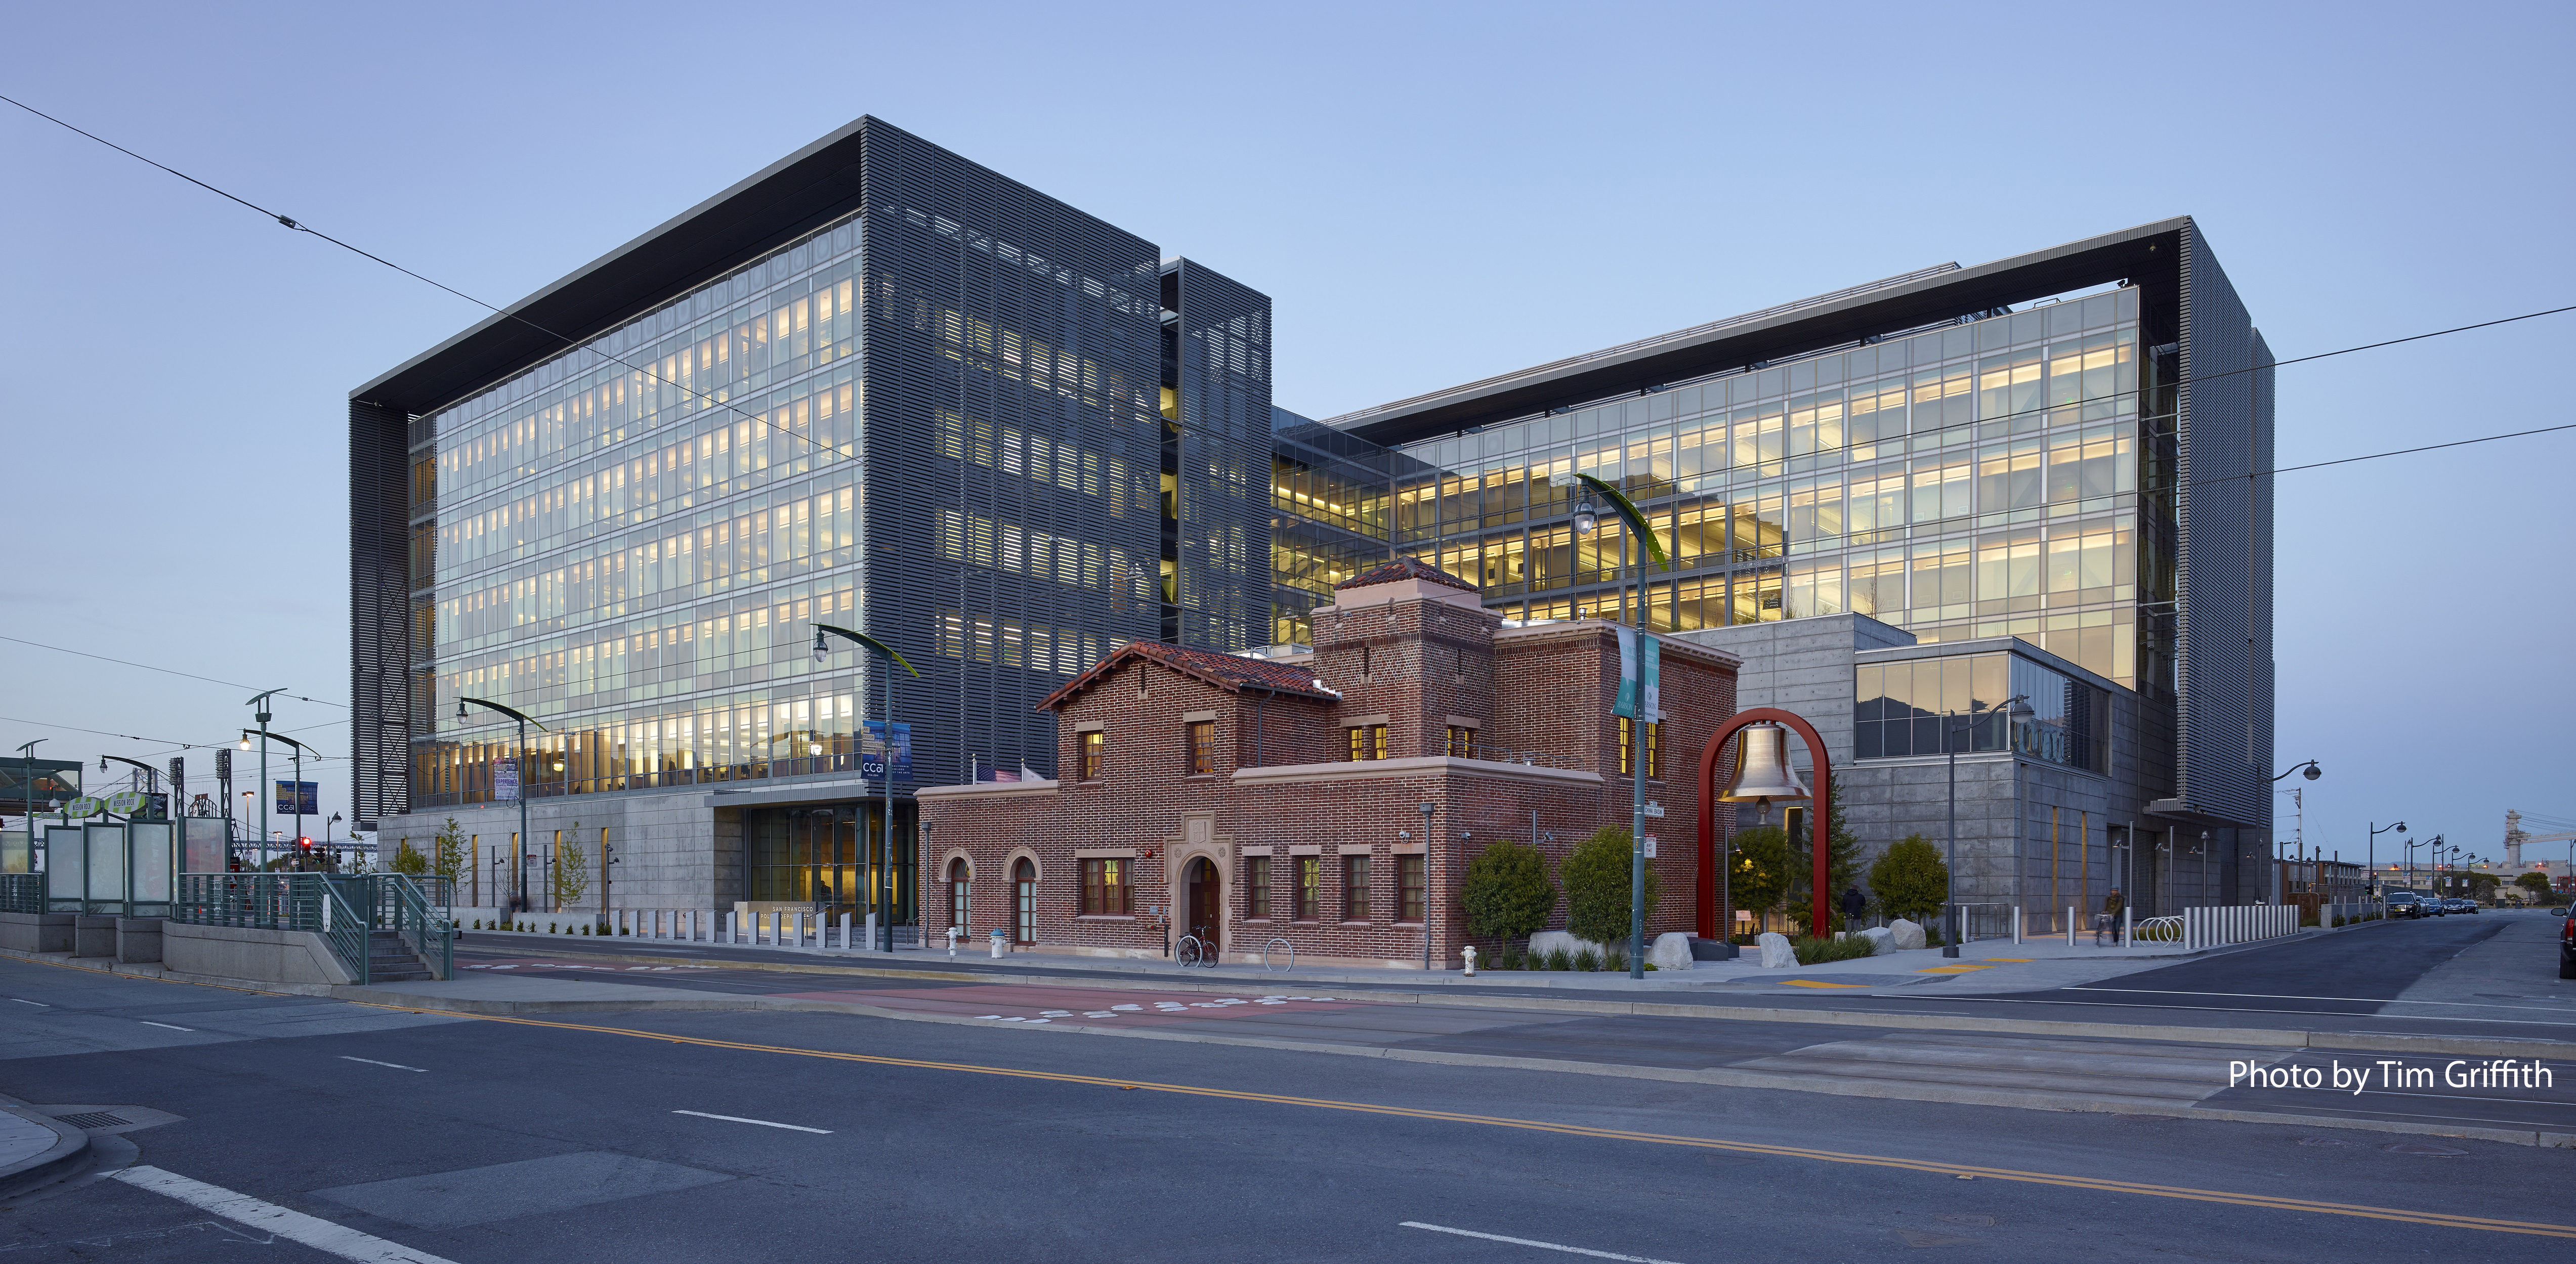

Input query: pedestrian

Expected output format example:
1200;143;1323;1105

1839;885;1868;932
2095;888;2125;946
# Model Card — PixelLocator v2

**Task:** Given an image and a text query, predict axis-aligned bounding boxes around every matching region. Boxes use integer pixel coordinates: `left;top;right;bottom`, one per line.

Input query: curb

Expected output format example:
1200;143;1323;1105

0;1095;89;1200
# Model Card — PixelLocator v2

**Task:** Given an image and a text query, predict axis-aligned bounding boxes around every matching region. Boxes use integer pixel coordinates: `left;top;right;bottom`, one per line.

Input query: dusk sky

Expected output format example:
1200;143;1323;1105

4;2;2568;864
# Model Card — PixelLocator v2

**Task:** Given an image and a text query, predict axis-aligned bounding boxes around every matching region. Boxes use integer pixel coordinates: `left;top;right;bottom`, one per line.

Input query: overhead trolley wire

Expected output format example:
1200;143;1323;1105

0;634;346;708
0;92;851;466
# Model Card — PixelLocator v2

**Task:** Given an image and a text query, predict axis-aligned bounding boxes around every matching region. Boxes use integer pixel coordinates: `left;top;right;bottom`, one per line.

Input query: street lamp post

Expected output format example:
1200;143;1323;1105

456;697;544;913
14;739;41;848
815;624;918;953
1568;471;1671;981
1420;802;1437;971
2368;821;2405;898
244;689;284;871
2270;762;2323;903
1940;695;2031;958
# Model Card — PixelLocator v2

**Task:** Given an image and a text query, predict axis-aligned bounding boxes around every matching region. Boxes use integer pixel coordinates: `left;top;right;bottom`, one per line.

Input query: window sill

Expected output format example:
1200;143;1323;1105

1076;914;1136;921
1185;774;1215;781
1338;920;1372;927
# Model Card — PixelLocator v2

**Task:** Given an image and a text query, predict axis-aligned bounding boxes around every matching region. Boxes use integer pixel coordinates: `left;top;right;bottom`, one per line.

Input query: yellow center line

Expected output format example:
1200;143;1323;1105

353;1001;2576;1240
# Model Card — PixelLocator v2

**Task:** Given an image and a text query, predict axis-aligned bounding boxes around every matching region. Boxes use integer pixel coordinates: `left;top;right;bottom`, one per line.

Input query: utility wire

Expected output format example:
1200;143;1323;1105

0;634;346;708
0;713;346;754
0;92;848;464
2192;421;2576;488
2173;304;2576;391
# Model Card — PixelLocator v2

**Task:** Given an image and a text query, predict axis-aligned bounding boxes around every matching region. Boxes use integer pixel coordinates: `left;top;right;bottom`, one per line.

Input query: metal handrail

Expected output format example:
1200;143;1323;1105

1262;937;1295;973
175;873;372;984
382;875;452;981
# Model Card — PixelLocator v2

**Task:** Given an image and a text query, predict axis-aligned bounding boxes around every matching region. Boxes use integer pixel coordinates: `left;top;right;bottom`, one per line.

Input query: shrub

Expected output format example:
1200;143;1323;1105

391;839;430;876
1574;946;1603;972
1790;935;1875;965
1461;840;1558;959
1604;946;1628;973
580;924;592;935
619;926;630;936
1868;836;1949;923
1562;827;1660;946
1726;825;1792;928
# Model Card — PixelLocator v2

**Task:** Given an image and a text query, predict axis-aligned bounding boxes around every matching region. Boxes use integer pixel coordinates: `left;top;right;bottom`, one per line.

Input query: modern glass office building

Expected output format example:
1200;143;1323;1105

352;118;1271;918
1312;218;2273;860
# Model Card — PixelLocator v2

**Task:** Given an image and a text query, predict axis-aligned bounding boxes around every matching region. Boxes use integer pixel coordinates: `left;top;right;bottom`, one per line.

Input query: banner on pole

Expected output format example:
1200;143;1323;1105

493;759;519;803
274;781;318;815
861;722;912;780
1613;626;1638;718
1640;634;1662;723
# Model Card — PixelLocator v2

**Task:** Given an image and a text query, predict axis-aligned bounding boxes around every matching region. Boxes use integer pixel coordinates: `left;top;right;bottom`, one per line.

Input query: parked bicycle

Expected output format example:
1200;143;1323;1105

1175;933;1217;968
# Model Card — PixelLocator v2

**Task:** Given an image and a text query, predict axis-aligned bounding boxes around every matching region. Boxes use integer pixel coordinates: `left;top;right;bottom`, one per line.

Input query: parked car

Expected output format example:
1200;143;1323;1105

2449;898;2480;914
2385;892;2429;919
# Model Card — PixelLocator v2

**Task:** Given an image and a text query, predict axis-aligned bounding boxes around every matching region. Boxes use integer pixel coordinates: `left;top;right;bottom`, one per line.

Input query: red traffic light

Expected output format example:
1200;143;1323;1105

298;838;313;849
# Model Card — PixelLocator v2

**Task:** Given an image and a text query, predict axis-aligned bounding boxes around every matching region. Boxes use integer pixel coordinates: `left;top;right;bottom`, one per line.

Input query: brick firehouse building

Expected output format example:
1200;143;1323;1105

916;559;1739;969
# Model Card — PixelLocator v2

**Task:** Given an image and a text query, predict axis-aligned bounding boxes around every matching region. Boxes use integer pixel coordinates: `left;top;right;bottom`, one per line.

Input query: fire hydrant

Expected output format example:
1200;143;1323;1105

1461;945;1478;976
947;927;962;958
989;928;1006;959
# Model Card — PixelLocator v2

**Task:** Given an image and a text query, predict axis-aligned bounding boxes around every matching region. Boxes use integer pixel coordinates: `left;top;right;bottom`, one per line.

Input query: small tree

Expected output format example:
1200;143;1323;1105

390;839;430;876
1869;835;1949;923
1790;781;1865;931
1726;825;1793;934
432;816;468;886
1460;840;1557;953
552;821;590;911
1561;826;1659;946
2515;871;2554;899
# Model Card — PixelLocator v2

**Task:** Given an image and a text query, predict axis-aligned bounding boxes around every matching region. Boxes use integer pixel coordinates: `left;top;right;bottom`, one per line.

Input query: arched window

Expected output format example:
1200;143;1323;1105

948;858;971;930
1012;858;1037;944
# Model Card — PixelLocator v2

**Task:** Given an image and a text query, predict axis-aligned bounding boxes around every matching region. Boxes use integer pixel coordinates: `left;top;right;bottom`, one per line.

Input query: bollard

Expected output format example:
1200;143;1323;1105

2012;906;2023;945
839;912;853;951
2066;906;2076;947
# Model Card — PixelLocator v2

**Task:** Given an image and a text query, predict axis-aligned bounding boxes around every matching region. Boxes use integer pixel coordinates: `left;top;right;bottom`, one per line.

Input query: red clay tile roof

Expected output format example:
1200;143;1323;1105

1036;641;1339;712
1334;556;1480;593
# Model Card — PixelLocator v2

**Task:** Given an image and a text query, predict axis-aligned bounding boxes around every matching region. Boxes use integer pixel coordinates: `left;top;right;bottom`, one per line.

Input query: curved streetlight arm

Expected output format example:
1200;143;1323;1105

2271;759;2323;781
455;696;548;732
815;624;919;677
242;730;329;758
98;755;161;792
1570;473;1670;573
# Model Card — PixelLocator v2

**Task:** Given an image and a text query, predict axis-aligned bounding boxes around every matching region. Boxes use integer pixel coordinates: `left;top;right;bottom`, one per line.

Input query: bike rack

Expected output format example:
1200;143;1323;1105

1261;937;1294;972
2134;914;2184;943
1175;933;1218;968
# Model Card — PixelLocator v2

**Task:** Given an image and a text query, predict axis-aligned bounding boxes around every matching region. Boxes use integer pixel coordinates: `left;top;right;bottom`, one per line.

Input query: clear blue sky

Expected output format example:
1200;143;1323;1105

4;2;2568;865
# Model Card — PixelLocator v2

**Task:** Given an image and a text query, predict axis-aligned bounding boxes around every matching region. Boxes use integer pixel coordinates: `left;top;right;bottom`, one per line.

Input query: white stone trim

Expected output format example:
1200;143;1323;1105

1233;755;1601;788
916;779;1060;800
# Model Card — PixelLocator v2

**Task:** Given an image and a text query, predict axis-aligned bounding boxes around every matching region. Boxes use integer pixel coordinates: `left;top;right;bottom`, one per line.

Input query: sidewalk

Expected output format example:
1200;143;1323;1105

0;1094;88;1198
457;924;2221;995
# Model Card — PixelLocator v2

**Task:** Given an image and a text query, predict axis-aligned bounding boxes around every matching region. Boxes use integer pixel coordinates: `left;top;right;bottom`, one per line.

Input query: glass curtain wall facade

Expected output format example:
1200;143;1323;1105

1267;409;1401;647
1378;289;2161;691
365;119;1186;818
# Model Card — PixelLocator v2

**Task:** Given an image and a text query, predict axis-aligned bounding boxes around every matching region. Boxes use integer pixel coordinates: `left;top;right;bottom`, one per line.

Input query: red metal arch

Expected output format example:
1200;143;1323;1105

1696;708;1833;940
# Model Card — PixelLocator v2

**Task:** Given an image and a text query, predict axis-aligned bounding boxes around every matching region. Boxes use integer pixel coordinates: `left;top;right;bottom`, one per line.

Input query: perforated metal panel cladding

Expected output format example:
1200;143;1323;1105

859;120;1165;783
2172;224;2272;829
349;398;413;822
1169;260;1273;653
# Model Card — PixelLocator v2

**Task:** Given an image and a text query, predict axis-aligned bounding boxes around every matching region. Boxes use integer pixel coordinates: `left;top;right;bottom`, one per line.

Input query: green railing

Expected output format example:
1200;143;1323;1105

176;873;372;984
0;873;41;914
386;876;452;981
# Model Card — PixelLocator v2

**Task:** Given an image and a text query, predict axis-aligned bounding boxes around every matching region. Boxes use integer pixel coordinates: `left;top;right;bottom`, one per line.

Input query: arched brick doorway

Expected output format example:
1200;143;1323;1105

1185;855;1220;951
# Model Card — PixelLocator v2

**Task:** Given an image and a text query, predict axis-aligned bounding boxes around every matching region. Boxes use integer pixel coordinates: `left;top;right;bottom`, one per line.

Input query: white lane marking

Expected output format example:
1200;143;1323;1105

340;1056;428;1072
10;997;48;1006
112;1165;458;1263
140;1021;196;1031
1401;1221;1684;1262
671;1110;831;1134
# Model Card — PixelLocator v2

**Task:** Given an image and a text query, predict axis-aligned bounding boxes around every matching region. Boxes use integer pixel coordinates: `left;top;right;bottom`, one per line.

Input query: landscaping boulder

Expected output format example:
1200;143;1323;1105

1860;926;1895;956
1756;931;1795;969
1888;919;1926;950
1648;932;1694;972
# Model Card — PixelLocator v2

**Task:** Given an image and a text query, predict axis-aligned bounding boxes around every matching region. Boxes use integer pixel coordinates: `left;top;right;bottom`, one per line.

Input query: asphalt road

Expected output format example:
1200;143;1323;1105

3;956;2570;1262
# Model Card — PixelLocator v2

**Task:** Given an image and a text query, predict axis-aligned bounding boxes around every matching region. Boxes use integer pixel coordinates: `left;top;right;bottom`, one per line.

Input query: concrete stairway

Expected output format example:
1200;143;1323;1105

366;931;437;983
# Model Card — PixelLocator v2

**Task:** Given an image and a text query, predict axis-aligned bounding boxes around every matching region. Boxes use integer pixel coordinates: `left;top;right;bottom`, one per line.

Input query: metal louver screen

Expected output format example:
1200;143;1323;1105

2171;223;2270;830
1171;259;1273;653
349;398;414;824
858;120;1164;784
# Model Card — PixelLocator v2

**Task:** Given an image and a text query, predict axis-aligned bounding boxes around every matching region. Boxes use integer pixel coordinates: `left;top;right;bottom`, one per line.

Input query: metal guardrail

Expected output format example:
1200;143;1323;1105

174;873;452;984
0;873;40;915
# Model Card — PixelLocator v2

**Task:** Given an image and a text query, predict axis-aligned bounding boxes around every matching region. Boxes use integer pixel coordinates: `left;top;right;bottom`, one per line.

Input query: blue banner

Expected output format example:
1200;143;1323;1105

861;722;912;780
274;780;317;815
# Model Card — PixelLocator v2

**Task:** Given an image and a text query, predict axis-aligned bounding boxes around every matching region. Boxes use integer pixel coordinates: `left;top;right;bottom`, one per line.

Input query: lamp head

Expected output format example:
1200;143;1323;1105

813;629;828;664
456;699;467;721
2302;763;2321;781
1572;501;1598;535
238;736;251;751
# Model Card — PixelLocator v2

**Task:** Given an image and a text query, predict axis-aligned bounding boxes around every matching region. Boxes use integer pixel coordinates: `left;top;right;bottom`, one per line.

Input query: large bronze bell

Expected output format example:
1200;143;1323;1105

1719;722;1810;807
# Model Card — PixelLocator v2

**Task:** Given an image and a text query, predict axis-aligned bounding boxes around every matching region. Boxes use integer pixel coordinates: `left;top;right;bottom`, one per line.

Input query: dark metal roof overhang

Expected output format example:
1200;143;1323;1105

1333;216;2189;449
351;115;885;416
